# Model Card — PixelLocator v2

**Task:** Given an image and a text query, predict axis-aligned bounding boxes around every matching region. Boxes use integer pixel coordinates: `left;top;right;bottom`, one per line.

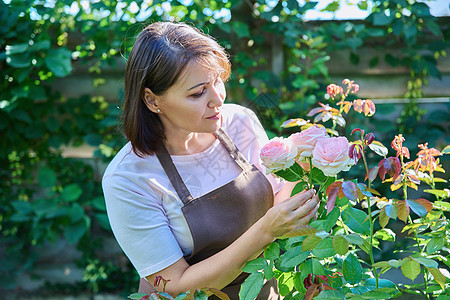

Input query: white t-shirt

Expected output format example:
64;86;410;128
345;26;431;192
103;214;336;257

102;103;283;278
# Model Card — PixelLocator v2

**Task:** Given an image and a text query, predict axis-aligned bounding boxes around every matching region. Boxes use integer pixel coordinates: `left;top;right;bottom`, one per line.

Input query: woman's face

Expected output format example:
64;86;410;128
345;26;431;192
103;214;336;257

151;61;226;137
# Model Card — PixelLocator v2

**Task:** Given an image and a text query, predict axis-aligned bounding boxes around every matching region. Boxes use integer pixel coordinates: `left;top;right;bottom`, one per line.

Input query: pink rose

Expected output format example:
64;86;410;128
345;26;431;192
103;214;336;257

312;136;354;177
260;137;298;174
289;125;328;160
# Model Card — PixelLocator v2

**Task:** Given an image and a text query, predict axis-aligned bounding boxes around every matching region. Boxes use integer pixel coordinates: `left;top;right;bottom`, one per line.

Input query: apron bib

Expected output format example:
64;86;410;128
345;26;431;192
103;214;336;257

142;128;279;299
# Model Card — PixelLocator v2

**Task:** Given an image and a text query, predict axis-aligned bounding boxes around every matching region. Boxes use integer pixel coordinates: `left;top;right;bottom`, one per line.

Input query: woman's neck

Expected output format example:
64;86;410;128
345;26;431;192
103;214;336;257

164;131;216;155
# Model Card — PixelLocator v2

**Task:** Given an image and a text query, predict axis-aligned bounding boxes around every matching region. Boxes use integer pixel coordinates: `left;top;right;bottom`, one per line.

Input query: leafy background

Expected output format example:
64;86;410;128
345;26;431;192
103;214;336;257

1;0;448;298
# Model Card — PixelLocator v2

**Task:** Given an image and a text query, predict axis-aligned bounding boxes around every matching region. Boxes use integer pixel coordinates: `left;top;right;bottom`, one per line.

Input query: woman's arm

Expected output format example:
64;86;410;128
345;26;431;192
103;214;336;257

145;189;319;296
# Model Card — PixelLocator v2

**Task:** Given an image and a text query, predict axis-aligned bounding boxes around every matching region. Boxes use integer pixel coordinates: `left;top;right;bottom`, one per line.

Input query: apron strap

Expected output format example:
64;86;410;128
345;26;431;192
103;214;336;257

155;145;195;205
214;128;252;171
155;128;253;205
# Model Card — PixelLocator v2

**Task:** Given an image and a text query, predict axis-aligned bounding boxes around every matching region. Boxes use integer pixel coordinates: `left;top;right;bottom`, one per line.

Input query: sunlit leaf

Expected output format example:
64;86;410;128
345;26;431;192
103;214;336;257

282;225;317;238
406;199;432;217
411;257;438;269
426;237;445;254
281;118;309;128
342;181;359;201
397;200;410;223
379;207;389;228
302;234;322;251
384;204;398;219
332;236;349;255
400;258;421;281
442;145;450;154
369;141;388;157
426;267;446;290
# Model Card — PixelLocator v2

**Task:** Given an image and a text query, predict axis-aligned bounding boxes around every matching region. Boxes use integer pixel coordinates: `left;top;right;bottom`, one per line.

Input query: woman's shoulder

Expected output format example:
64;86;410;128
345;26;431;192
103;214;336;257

102;142;160;182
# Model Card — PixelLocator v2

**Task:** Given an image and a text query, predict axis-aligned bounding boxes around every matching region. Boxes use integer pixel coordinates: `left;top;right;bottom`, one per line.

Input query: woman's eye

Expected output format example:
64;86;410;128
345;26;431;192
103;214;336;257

191;88;205;98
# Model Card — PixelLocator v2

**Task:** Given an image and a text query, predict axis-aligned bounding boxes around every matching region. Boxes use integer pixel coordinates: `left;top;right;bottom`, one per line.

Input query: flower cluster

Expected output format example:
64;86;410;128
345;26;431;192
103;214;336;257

260;125;354;177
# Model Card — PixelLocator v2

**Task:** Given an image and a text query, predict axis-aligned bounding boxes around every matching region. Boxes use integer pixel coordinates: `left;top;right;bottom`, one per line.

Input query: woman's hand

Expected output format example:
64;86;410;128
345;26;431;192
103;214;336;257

262;189;319;239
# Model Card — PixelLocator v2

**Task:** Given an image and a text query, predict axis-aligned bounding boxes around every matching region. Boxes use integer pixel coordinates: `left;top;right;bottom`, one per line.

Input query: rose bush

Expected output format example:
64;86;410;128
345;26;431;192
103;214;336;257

238;79;450;300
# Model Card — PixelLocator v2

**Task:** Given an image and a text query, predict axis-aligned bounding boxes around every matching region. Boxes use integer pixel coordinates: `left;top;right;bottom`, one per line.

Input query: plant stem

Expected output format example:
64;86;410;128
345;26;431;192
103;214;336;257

361;149;379;288
308;157;313;189
401;157;430;299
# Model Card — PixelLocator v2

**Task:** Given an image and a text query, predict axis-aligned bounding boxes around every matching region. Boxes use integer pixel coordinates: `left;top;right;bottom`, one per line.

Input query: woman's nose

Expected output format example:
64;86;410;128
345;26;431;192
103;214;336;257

208;84;225;108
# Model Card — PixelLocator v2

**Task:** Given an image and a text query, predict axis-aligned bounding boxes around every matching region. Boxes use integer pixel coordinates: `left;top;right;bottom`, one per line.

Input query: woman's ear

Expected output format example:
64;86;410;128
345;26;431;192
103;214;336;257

143;87;161;113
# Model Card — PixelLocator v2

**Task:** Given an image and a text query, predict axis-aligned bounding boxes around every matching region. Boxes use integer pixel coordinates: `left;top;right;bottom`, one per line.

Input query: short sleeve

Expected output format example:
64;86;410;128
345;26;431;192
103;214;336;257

102;173;184;278
222;104;285;195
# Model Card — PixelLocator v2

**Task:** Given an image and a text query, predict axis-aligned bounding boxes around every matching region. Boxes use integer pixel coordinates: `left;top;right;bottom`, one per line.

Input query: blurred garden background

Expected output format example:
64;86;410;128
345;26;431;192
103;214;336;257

1;0;449;299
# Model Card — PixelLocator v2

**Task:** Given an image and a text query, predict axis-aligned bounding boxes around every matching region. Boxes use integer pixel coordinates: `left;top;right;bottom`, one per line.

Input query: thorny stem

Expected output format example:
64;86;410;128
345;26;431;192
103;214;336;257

361;148;379;288
400;155;430;299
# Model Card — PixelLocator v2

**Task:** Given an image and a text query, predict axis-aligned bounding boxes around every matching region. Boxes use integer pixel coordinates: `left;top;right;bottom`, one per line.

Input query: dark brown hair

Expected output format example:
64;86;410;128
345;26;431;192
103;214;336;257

122;22;231;157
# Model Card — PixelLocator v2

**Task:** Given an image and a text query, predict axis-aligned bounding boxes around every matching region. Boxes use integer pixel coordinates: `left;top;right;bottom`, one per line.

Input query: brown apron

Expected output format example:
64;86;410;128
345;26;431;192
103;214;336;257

139;128;279;299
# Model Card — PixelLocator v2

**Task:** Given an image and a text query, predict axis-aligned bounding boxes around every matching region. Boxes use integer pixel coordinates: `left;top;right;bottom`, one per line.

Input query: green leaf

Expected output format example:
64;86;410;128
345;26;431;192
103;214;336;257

263;260;274;280
64;217;89;244
312;238;336;258
193;289;207;300
364;278;396;291
45;48;72;77
5;43;29;55
343;253;362;284
314;290;345;299
302;258;326;277
310;167;327;184
274;164;304;182
84;133;102;146
400;258;421;281
264;242;280;260
372;11;395;26
332;236;349;255
38;166;57;188
230;21;250;38
360;288;400;299
411;257;438;269
343;233;365;245
442;145;450;154
242;257;267;273
411;2;431;17
61;183;83;202
426;237;445;254
302;234;322;251
278;246;309;268
341;207;370;235
239;272;264;300
324;207;340;232
128;293;149;299
425;189;450;199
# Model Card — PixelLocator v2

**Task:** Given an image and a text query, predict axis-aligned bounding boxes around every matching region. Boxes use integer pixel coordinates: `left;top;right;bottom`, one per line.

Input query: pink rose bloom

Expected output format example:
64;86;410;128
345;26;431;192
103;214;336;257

312;136;354;177
260;137;298;174
289;125;328;160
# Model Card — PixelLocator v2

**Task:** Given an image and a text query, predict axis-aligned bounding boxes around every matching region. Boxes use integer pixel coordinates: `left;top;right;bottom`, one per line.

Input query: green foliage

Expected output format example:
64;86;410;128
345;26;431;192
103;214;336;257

1;0;448;297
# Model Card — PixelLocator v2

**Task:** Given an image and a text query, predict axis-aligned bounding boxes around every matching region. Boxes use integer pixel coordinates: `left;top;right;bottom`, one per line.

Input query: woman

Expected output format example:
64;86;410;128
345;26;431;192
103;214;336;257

102;22;319;299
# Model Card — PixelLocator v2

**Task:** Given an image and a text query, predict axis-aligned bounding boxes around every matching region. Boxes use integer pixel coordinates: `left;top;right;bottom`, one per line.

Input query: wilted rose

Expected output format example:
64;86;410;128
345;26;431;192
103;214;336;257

260;137;298;174
312;136;354;177
289;125;328;161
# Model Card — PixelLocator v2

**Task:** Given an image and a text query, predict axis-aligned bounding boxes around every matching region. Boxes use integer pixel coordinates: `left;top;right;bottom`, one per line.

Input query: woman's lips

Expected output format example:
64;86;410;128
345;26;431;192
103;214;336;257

206;111;221;120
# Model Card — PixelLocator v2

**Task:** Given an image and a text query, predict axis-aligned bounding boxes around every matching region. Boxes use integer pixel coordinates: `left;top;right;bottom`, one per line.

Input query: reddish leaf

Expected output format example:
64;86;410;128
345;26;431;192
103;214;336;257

305;284;319;300
415;198;433;212
326;187;339;214
363;99;376;116
307;107;323;117
326;181;343;196
378;157;401;181
364;133;375;145
397;200;410;223
379;207;389;228
366;166;379;182
351;128;363;136
342;181;359;201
